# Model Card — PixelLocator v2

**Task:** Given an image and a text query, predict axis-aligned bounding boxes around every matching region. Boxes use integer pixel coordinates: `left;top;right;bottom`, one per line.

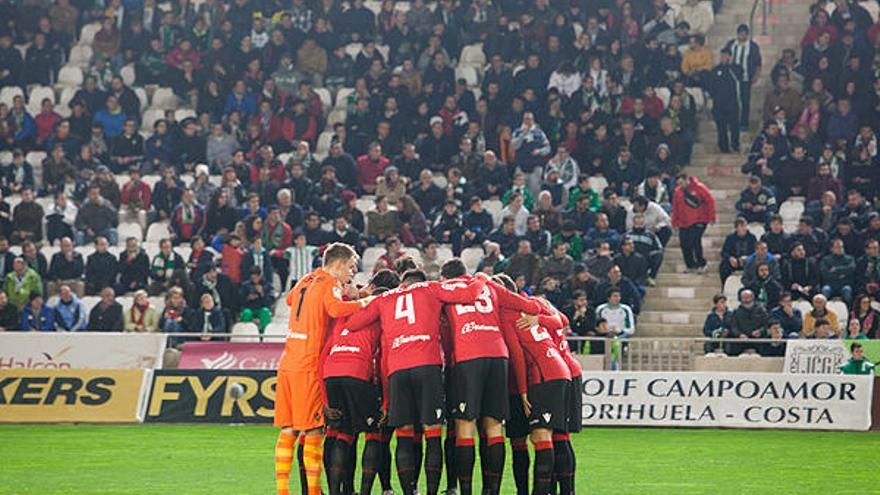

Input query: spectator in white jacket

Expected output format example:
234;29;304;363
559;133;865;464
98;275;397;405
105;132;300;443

677;0;714;35
547;61;582;98
626;196;673;246
595;289;636;337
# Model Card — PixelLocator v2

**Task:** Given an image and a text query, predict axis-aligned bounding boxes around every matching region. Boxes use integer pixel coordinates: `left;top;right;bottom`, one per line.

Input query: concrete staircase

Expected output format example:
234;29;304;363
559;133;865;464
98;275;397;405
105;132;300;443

636;0;810;340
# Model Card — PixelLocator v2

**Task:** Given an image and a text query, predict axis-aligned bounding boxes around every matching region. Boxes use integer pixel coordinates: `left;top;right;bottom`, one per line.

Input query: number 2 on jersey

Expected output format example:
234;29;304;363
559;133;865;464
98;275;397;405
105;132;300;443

394;293;416;324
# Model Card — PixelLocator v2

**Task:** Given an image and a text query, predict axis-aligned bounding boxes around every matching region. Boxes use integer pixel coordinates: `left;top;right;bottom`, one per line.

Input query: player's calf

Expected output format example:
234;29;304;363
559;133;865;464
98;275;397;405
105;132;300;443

395;427;418;495
552;432;575;495
530;430;554;495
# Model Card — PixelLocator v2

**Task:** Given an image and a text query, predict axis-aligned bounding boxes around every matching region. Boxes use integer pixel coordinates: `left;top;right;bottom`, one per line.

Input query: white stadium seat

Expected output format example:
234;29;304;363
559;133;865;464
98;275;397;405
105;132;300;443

722;274;743;308
68;44;93;68
0;86;24;107
455;66;478;87
57;65;84;88
461;247;484;273
141;108;165;132
120;64;136;86
78;22;101;46
315;131;334;160
151;87;179;110
459;43;486;69
590;176;608;194
313;88;332;112
326;108;347;128
827;301;848;323
118;222;143;243
264;322;289;337
654;87;671;108
483;199;503;226
747;223;765;239
355;195;376;213
231;322;261;343
134;87;148;112
344;43;363;59
145;222;171;242
361;247;383;273
334;87;354;108
174;108;196;121
27;86;55;114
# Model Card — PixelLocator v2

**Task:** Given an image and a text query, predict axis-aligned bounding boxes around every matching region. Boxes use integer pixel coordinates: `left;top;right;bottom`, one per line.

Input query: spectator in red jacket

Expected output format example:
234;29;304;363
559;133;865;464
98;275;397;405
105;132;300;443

34;99;61;146
672;173;716;273
356;142;389;193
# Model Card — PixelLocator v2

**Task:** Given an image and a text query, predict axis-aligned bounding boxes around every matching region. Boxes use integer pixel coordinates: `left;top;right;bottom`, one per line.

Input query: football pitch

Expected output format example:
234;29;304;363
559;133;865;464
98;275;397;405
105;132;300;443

2;425;879;494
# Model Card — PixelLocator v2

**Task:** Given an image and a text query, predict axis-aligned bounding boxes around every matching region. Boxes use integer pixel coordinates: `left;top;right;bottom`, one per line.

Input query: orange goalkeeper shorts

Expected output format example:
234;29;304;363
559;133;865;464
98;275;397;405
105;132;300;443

274;369;324;430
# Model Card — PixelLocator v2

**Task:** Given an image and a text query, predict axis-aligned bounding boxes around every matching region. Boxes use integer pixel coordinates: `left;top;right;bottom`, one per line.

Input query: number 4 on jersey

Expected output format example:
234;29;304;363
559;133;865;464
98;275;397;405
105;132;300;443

394;293;416;324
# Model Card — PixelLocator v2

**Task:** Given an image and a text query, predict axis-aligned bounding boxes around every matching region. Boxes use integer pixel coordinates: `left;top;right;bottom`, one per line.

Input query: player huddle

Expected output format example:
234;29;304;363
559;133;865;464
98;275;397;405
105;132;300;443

273;242;583;495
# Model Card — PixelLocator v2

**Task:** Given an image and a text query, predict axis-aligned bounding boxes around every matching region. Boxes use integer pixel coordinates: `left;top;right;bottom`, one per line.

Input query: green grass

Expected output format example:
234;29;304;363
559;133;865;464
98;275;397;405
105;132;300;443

1;425;879;494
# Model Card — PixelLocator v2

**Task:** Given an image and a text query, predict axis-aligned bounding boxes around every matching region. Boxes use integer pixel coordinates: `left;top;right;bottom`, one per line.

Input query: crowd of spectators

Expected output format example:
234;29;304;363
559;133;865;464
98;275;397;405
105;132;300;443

0;0;726;340
708;0;880;355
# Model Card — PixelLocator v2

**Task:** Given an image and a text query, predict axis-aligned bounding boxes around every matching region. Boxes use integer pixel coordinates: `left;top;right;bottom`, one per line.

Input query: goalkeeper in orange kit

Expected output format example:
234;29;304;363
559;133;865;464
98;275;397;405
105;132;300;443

274;243;373;495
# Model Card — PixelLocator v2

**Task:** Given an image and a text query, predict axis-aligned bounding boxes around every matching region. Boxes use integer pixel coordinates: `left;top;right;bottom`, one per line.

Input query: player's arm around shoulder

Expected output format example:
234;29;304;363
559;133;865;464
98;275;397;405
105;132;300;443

433;272;488;302
320;275;367;318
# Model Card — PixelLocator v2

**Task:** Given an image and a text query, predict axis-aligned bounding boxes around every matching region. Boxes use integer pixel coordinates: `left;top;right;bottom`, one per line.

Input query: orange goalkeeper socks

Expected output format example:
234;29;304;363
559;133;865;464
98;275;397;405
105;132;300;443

303;434;324;495
275;430;296;495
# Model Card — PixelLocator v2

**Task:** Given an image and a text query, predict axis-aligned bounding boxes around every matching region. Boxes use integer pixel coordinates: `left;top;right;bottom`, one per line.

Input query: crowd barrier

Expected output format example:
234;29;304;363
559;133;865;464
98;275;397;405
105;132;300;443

0;334;876;430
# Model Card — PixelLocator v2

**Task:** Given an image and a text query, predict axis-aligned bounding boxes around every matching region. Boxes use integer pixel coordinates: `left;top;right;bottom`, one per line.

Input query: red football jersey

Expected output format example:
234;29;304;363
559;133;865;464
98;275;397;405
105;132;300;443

499;302;571;388
345;278;487;376
320;316;381;382
541;305;584;379
442;278;542;362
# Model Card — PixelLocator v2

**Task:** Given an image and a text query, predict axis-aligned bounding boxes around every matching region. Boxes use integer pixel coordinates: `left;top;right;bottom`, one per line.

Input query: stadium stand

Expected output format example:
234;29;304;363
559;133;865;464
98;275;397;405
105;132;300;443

0;0;874;360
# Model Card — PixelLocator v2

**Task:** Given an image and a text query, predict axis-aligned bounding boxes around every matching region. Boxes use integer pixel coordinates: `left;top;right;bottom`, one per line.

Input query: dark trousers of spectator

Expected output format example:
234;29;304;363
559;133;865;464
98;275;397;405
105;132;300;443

271;256;289;293
679;223;706;269
46;215;74;245
647;249;664;277
656;226;672;247
740;82;752;128
714;110;740;152
719;259;742;285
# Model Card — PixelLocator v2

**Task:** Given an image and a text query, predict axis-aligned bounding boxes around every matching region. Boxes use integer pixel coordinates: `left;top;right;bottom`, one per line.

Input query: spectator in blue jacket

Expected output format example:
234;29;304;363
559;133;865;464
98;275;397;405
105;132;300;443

223;80;257;118
92;95;127;139
585;213;622;251
9;96;35;146
20;291;54;331
770;292;803;338
53;285;88;331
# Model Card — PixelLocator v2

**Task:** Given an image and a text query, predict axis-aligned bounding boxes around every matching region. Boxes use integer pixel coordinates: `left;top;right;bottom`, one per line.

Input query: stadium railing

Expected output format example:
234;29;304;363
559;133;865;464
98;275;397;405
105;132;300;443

0;332;793;373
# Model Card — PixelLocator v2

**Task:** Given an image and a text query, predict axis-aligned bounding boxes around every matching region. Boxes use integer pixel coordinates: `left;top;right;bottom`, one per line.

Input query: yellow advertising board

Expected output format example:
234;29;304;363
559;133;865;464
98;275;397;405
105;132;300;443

0;369;151;423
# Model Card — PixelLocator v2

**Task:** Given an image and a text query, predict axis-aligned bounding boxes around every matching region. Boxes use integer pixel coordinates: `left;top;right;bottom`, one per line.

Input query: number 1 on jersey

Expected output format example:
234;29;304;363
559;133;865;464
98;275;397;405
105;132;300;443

394;293;416;324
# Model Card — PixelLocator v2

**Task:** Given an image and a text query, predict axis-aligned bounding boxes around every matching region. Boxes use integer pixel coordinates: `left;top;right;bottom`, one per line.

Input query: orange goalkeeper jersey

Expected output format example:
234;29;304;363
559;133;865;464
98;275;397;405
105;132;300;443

279;267;362;372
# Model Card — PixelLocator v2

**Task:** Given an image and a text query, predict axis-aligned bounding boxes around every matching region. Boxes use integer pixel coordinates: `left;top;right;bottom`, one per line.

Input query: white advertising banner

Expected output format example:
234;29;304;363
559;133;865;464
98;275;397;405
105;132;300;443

581;371;874;431
0;333;166;369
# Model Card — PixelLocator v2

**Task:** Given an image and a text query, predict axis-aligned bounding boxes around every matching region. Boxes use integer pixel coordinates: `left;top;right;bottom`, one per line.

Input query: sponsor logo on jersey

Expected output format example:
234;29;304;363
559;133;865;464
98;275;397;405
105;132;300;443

546;348;561;359
392;334;431;349
460;322;500;334
287;331;308;340
329;344;361;355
